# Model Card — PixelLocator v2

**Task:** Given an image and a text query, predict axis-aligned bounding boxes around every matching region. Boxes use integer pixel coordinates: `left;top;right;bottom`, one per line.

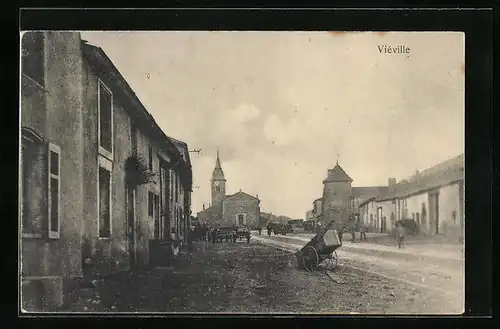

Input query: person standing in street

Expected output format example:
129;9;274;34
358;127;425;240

360;221;367;242
350;224;356;243
396;222;406;249
338;224;345;244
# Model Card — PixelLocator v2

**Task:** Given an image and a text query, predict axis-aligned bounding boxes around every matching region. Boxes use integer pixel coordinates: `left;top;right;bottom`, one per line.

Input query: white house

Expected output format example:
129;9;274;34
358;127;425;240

361;154;464;240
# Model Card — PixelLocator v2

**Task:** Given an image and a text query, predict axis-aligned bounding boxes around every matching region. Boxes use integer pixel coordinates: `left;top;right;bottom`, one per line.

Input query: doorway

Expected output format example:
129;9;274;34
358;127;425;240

126;185;136;267
428;192;440;235
377;207;383;233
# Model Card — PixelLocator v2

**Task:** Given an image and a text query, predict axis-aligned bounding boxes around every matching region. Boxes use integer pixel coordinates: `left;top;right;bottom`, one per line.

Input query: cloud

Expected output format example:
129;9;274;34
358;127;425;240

263;114;301;146
229;103;260;123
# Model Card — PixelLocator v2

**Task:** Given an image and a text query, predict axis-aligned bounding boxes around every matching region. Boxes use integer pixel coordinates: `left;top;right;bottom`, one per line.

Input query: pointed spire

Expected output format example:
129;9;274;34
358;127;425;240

215;149;222;169
212;150;225;181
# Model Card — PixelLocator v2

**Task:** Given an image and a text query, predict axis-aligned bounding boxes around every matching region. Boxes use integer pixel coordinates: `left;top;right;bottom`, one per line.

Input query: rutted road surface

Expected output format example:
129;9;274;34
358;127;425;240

251;232;464;314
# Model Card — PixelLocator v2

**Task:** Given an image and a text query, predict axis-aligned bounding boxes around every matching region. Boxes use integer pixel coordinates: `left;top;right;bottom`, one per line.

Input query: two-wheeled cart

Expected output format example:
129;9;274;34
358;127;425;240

296;220;342;272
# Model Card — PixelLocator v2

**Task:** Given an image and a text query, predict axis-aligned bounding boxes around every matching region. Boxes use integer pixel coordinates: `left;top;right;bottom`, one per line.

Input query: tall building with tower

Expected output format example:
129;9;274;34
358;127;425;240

321;162;353;230
211;150;226;207
197;151;261;228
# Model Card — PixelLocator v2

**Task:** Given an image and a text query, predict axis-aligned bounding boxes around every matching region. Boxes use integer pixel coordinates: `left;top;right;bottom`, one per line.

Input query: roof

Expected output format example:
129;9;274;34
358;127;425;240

212;150;225;181
81;42;182;164
323;163;353;183
313;197;323;203
351;186;389;204
196;205;221;217
378;153;464;201
225;191;260;202
169;136;191;167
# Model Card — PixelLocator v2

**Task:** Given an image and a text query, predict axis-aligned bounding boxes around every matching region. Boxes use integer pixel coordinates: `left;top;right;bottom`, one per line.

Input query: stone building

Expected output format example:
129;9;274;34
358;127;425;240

321;162;353;231
20;32;192;311
359;154;464;240
197;151;260;228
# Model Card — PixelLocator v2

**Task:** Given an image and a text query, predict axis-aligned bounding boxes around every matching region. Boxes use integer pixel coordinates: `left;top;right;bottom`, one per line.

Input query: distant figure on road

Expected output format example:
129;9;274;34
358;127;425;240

350;225;356;243
338;225;345;244
267;224;272;236
258;227;262;235
396;222;406;249
360;222;367;242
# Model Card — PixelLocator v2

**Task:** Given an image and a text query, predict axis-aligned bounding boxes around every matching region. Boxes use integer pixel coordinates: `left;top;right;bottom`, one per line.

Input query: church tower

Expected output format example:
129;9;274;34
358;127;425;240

211;150;226;207
322;161;353;230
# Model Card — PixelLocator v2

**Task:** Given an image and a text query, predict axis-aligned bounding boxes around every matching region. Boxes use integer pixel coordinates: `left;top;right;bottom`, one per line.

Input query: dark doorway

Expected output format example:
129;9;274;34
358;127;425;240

428;192;440;235
377;207;383;233
126;185;136;268
159;163;170;239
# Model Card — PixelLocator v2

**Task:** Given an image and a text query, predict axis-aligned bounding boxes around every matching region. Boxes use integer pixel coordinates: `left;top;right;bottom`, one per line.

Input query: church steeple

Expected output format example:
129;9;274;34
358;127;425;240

212;149;225;181
211;150;226;207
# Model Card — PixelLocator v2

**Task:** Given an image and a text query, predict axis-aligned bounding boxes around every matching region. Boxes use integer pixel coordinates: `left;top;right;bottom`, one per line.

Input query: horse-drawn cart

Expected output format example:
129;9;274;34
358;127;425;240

296;220;342;272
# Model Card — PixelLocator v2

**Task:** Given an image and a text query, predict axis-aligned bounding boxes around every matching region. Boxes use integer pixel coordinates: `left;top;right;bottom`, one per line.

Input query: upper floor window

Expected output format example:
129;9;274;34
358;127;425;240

48;143;61;239
98;80;113;156
148;145;153;171
21;32;44;86
174;173;178;203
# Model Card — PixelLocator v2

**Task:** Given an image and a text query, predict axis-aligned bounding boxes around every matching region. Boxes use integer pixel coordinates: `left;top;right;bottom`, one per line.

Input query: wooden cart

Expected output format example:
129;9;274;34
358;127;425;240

296;220;342;272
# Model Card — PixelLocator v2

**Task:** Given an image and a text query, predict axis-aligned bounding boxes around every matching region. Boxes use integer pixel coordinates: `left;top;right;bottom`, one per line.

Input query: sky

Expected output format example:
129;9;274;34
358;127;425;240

81;31;464;219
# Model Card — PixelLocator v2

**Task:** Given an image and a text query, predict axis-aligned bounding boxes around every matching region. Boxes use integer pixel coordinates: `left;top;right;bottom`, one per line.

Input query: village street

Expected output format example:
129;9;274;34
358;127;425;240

251;231;464;314
63;235;463;314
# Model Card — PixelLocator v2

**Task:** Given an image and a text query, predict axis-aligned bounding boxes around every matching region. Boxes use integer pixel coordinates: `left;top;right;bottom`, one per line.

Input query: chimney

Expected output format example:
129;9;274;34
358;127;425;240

202;204;205;211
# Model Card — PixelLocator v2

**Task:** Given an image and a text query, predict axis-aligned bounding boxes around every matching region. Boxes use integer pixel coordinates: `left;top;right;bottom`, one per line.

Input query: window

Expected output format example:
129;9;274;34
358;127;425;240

21;32;44;86
98;80;113;155
148;145;153;171
174;173;178;203
48;143;61;239
98;165;112;238
154;194;160;239
148;191;154;217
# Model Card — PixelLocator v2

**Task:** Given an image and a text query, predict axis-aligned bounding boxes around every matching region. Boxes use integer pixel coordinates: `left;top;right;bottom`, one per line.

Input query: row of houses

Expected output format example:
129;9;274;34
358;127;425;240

359;154;464;240
305;154;465;241
20;32;192;311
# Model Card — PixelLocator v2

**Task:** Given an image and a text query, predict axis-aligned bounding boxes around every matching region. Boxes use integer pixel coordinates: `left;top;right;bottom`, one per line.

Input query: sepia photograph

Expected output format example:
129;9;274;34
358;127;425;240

19;30;465;315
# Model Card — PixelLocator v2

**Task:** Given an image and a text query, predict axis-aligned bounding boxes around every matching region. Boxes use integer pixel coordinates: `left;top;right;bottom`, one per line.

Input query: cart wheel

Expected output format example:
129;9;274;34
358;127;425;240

302;246;319;272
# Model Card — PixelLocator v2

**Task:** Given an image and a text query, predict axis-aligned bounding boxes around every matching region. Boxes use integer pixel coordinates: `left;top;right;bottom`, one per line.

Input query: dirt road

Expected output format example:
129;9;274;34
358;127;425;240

251;233;464;314
64;241;461;314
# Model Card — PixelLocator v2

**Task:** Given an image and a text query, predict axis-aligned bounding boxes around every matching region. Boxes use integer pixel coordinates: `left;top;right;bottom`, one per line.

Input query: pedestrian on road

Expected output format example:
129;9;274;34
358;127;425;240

258;227;262;235
360;222;367;242
338;225;345;244
396;222;406;249
350;225;356;243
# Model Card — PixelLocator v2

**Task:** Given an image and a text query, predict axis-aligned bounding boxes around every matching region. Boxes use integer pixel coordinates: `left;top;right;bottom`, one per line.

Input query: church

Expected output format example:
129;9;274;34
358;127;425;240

197;151;261;229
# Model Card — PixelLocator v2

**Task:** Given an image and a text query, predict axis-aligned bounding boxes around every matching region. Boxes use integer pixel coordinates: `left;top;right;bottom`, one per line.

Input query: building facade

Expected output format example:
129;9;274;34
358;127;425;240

197;152;260;229
321;163;353;231
358;154;464;239
20;32;192;311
